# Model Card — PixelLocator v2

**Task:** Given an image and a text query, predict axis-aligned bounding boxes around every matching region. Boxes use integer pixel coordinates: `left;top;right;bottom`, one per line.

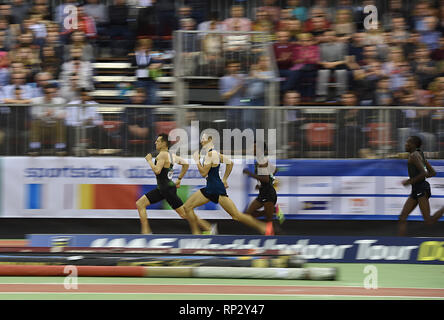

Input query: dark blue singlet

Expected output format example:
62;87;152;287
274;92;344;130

200;148;228;203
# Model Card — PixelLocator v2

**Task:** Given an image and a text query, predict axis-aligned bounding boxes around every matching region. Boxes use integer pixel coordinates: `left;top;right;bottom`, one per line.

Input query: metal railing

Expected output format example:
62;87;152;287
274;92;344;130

0;104;443;159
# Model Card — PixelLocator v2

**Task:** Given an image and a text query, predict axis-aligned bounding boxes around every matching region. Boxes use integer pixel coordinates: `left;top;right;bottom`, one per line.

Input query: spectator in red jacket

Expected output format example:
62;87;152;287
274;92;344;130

273;30;295;92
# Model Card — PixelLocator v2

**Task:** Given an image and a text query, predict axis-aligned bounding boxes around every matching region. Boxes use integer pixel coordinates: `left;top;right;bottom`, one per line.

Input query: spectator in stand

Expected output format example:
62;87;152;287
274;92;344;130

59;47;94;93
223;5;252;32
282;90;304;157
32;71;54;98
251;8;275;46
390;15;410;49
337;91;367;158
219;60;249;129
431;36;444;74
347;32;366;65
304;7;331;40
10;0;30;26
403;31;422;61
382;46;408;90
438;4;444;34
397;90;436;153
29;83;67;155
54;0;79;43
286;18;304;42
287;0;308;22
273;30;296;92
174;5;193;31
361;44;380;67
316;30;348;102
374;76;394;106
410;1;432;33
256;0;281;25
352;60;383;105
199;19;225;77
64;30;95;62
0;17;15;51
0;50;9;86
66;88;104;154
179;18;200;76
108;0;133;55
130;38;163;105
290;32;320;99
246;55;274;107
3;71;34;102
334;9;355;42
198;11;225;33
411;44;438;90
121;87;152;156
40;45;62;79
276;8;294;32
45;30;64;63
83;0;108;37
420;15;442;51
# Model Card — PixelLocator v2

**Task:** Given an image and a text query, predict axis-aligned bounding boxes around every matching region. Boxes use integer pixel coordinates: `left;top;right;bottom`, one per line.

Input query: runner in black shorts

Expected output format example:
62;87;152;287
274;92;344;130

243;142;279;235
136;133;212;235
398;136;444;236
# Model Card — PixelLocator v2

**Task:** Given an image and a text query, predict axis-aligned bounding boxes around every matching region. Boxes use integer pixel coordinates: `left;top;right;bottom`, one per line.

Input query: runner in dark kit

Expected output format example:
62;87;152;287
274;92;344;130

243;142;281;235
398;136;444;236
136;133;211;235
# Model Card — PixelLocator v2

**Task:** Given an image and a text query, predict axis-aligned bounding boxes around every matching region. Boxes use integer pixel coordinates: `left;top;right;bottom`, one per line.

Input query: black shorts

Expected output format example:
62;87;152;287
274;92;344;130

410;181;431;200
256;186;277;205
145;186;183;210
200;187;228;204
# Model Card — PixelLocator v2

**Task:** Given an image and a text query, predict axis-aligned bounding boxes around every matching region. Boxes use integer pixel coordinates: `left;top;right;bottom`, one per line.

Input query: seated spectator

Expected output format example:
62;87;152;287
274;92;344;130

347;32;366;65
3;71;34;102
334;9;356;42
286;18;304;42
410;44;438;90
64;30;95;62
390;15;410;48
40;45;62;79
287;0;308;22
337;92;367;158
382;46;408;90
273;30;296;91
179;18;200;76
420;16;442;51
130;38;163;105
45;30;64;62
83;0;108;37
316;30;348;101
0;50;9;86
32;71;54;98
251;8;275;46
222;21;251;72
352;61;383;105
304;7;331;40
66;88;104;154
219;60;249;129
403;31;422;61
246;55;274;107
290;32;320;99
59;47;94;97
198;11;225;34
374;76;394;106
282;90;304;157
410;1;432;33
198;20;225;77
121;87;152;156
29;83;67;155
257;0;281;22
10;0;30;26
361;45;380;67
438;5;444;34
310;0;336;22
107;0;134;55
276;8;294;31
223;5;252;32
431;36;444;74
397;90;436;153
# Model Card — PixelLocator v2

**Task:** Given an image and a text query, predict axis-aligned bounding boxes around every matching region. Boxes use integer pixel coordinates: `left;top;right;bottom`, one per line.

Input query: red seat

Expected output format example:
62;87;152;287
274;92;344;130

155;121;177;136
366;122;395;147
304;123;335;147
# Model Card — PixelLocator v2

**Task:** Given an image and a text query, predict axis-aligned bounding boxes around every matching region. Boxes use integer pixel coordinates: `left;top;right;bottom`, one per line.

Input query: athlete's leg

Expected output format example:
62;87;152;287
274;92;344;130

431;206;444;223
136;195;151;234
417;196;432;225
246;200;264;218
263;202;275;222
218;196;267;235
398;197;418;236
183;190;211;234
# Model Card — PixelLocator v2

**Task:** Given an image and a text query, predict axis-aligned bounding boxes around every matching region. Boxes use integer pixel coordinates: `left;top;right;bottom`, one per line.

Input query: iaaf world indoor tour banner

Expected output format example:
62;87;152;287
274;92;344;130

1;157;444;220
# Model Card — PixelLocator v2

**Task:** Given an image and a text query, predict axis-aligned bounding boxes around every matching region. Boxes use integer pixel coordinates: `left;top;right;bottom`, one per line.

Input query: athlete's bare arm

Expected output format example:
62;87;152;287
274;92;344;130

193;150;213;177
425;159;436;178
173;154;189;187
220;153;233;187
146;152;166;175
403;152;428;186
243;161;270;184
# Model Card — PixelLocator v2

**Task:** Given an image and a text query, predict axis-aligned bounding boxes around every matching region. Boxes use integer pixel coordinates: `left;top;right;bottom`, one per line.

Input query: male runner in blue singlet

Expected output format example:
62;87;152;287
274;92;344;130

183;134;270;235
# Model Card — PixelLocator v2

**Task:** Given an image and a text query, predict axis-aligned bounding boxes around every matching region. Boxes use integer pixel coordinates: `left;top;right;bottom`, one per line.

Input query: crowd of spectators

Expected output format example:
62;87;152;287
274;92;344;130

0;0;442;157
